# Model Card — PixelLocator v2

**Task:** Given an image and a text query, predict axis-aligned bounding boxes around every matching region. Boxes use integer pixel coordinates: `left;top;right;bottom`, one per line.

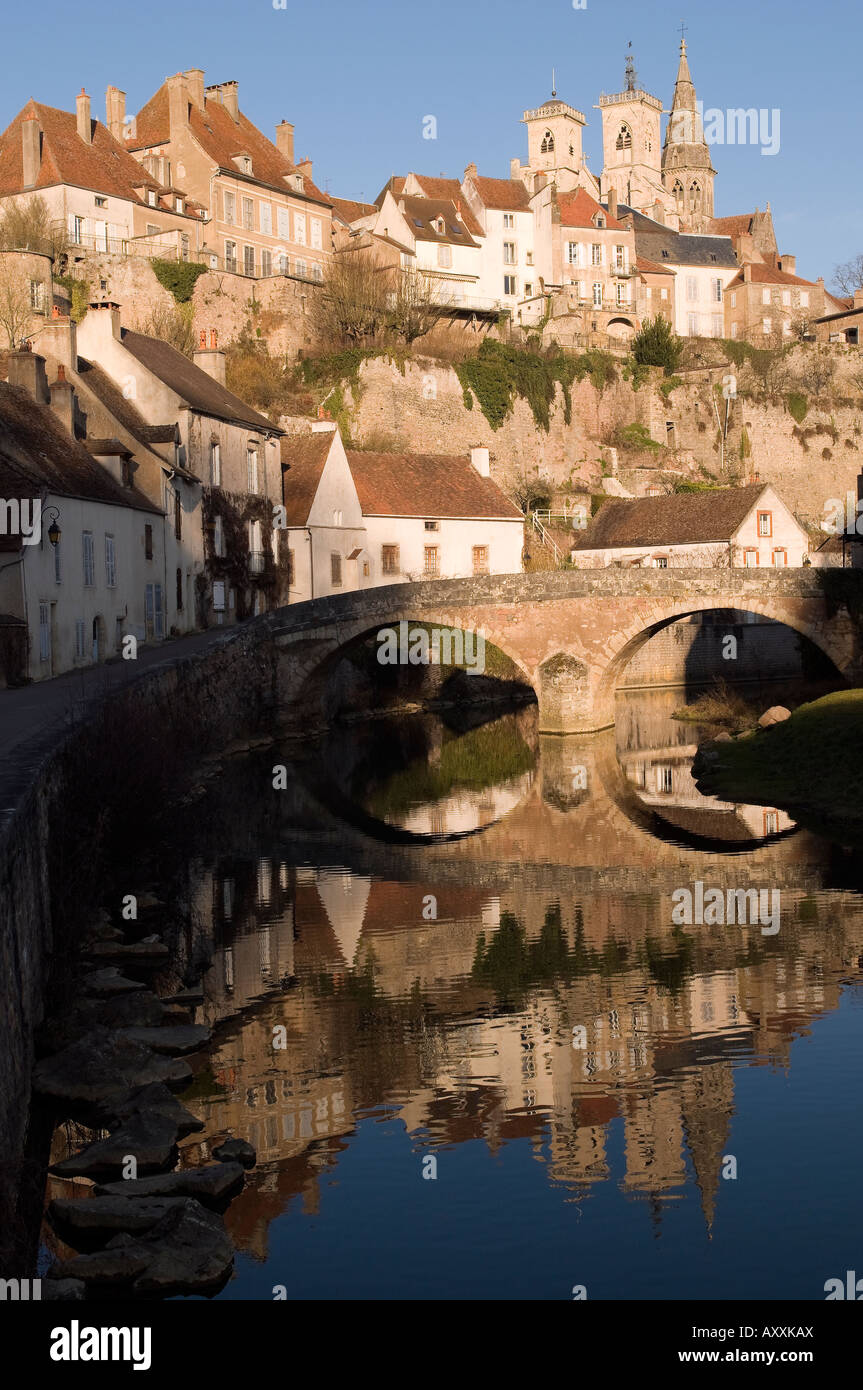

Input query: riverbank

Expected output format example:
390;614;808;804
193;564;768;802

693;689;863;839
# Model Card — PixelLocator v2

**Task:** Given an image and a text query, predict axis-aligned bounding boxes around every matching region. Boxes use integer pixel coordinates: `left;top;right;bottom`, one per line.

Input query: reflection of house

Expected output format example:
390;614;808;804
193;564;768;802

281;423;524;599
572;483;809;569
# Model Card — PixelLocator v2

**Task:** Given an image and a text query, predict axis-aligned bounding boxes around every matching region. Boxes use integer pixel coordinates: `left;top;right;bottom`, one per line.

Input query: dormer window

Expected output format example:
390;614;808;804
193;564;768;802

242;156;252;174
435;217;445;235
594;214;605;228
294;174;303;191
147;189;157;206
540;129;555;154
175;197;183;213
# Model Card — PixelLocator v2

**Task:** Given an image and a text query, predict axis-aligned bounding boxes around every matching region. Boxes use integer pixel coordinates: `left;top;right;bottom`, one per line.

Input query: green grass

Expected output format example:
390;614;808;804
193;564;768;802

697;688;863;836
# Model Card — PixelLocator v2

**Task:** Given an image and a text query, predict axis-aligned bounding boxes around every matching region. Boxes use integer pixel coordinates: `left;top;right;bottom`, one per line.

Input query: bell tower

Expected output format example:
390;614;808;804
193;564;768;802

597;45;667;216
662;35;716;230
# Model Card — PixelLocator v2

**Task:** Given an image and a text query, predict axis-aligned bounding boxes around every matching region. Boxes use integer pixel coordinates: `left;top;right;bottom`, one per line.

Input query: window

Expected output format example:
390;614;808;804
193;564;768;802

247;447;259;492
764;811;779;836
438;244;452;268
503;241;516;265
757;511;773;537
567;241;581;266
294;214;306;245
330;552;342;587
210;441;221;485
310;217;322;249
590;243;602;266
424;520;439;531
731;292;737;308
53;539;61;584
225;240;237;272
224;191;235;224
503;213;514;229
731;322;739;338
71;215;85;244
249;519;264;571
145;582;164;638
772;548;787;566
296;258;307;278
800;290;809;308
688;313;699;335
686;276;698;301
762;317;772;335
595;215;605;229
712;278;723;302
593;282;603;307
260;203;272;235
277;207;290;239
332;508;343;526
744;548;759;567
657;766;673;793
645;286;652;299
539;129;555;153
75;618;85;659
287;549;295;586
690;182;702;212
762;288;772;305
381;544;400;574
261;249;272;277
660;287;668;300
614;245;627;271
242;197;254;230
781;289;791;306
472;545;489;574
423;546;439;576
181;233;189;262
105;534;116;587
175;197;183;214
144;523;153;560
29;279;45;311
311;262;323;281
39;603;51;663
616;283;627;307
242;156;252;175
672;180;683;208
243;244;255;277
783;319;792;337
147;189;157;207
524;281;533;297
173;488;182;540
711;314;723;337
82;531;95;586
213;515;224;556
95;195;107;208
176;567;183;611
504;274;517;296
655;555;668;568
213;580;226;612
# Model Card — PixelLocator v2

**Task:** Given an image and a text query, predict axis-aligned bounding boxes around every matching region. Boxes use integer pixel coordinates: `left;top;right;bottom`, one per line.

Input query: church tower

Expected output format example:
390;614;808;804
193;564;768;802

662;37;716;230
597;46;667;216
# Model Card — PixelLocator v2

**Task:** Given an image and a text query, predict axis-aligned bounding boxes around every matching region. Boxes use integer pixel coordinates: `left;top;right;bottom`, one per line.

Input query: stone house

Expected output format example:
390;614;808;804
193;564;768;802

70;300;285;626
372;179;485;309
539;186;639;339
572;483;810;568
618;205;738;338
0;93;204;262
724;260;839;343
0;249;53;348
280;425;524;600
815;289;863;345
634;255;676;324
127;70;332;283
461;167;536;314
0;355;166;684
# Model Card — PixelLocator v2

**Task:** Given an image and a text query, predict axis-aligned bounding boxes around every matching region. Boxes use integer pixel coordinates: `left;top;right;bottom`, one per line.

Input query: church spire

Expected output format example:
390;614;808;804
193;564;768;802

662;31;716;228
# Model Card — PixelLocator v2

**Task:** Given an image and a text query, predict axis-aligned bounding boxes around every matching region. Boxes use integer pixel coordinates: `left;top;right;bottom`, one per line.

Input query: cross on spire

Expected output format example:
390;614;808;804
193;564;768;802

678;19;687;48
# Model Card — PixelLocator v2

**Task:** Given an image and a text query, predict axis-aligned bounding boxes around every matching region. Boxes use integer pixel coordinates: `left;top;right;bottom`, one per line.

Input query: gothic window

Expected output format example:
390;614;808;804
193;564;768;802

690;181;702;212
615;124;632;152
540;129;555;154
672;180;684;209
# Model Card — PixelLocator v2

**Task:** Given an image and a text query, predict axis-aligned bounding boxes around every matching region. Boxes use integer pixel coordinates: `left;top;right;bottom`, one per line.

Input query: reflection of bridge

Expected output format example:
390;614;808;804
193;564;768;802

264;570;862;733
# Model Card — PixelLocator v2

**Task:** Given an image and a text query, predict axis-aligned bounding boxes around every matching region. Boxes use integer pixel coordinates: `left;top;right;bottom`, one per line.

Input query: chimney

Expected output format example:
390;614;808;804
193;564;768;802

297;157;313;181
105;86;126;141
22;114;41;188
464;161;478;181
743;263;752;283
194;330;226;385
34;313;77;372
7;349;50;404
184;69;205;110
166;74;190;135
76;89;92;144
779;253;796;276
85;298;123;340
853;288;863;310
220;81;239;123
606;187;617;220
470;446;490;478
50;364;76;435
652;198;665;226
276;120;294;163
510;157;521;180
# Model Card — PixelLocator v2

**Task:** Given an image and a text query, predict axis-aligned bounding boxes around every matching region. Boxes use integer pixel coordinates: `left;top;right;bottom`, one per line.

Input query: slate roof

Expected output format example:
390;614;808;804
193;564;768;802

395;194;480;248
280;431;337;525
0;380;162;521
0;100;179;205
130;82;330;208
345;450;523;519
614;205;738;268
573;484;769;551
118;330;280;433
76;357;178;448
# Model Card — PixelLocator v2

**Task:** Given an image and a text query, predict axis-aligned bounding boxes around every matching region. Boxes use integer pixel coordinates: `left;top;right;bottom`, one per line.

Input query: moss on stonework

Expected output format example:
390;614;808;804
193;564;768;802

150;259;208;304
454;340;616;433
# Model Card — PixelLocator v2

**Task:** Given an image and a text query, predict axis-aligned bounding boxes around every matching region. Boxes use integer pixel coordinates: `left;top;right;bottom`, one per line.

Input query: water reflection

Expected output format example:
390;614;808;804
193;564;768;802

145;693;863;1297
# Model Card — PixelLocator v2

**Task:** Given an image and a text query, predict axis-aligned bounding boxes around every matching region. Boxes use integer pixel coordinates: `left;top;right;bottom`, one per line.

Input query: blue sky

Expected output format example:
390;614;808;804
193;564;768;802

2;0;855;284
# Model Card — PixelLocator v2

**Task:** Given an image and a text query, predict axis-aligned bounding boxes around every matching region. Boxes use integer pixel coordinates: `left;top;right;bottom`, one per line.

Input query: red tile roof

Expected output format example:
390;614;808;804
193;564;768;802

636;256;675;276
410;176;484;236
280;431;337;525
331;197;378;226
130;82;330;208
558;187;624;231
470;175;531;213
396;194;480;248
0;100;169;204
573;484;770;551
346;450;522;519
726;262;820;290
711;214;755;239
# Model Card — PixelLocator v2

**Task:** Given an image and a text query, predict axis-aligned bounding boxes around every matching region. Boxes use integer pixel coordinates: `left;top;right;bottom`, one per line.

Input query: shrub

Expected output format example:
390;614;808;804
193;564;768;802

150;259;208;304
631;315;683;375
787;390;809;423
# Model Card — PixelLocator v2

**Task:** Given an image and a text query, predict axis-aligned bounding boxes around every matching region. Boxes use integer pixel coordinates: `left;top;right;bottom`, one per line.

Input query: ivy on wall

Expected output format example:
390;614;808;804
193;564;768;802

454;340;617;433
150;259;209;304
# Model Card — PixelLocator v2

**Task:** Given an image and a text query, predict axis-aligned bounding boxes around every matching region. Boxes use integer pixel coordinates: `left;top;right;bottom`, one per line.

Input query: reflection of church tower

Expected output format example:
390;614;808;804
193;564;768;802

598;46;666;216
662;38;716;230
680;1061;734;1233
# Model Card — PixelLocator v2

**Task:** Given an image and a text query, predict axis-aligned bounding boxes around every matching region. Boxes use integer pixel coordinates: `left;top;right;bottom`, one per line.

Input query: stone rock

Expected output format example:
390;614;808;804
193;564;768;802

81;968;146;997
84;940;168;965
117;1024;211;1056
49;1110;179;1180
50;1195;189;1242
212;1138;256;1168
90;992;168;1030
714;730;733;742
110;1081;204;1138
41;1278;87;1301
51;1199;233;1296
758;705;791;728
33;1030;191;1113
165;985;205;1006
95;1163;244;1208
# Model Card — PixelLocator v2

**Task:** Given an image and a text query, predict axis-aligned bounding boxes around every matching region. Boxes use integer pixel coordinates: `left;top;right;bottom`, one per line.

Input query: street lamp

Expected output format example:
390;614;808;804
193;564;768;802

44;506;61;547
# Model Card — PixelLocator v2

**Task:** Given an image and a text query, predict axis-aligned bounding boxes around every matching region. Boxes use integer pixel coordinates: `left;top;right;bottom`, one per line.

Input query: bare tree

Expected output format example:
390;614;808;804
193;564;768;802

0;257;35;347
387;266;449;344
0;195;67;262
312;247;390;346
833;254;863;298
133;302;196;357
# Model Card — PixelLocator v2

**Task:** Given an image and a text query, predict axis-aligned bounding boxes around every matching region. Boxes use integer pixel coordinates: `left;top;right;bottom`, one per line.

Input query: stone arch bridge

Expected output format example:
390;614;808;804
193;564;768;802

264;569;863;734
